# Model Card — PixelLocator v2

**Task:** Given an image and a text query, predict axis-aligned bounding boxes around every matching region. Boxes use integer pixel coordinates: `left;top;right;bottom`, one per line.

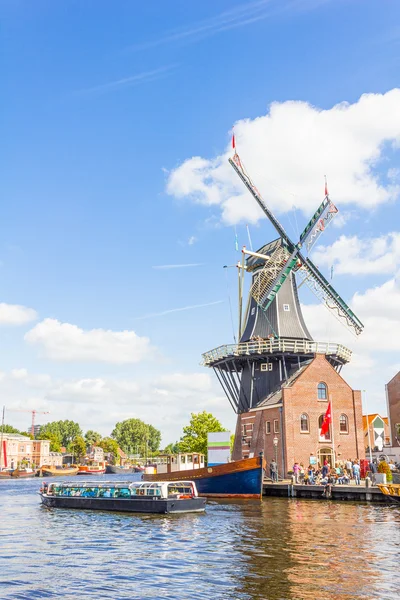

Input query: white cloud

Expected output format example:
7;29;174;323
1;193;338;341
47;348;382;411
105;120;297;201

188;236;197;245
0;369;233;445
10;368;28;380
166;89;400;225
312;232;400;275
0;303;37;325
24;318;152;364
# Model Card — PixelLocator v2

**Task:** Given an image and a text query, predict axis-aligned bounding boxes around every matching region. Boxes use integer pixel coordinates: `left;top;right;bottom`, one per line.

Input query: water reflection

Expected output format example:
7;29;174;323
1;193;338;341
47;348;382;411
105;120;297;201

0;479;399;599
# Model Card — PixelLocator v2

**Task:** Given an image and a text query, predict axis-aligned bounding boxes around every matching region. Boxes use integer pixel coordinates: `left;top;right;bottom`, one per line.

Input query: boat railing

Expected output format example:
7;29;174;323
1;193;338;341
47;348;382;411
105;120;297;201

201;338;352;365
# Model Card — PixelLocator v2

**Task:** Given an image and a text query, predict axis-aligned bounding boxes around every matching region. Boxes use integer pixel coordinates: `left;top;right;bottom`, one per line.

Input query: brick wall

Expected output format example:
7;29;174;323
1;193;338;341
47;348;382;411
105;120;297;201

232;353;364;474
387;372;400;446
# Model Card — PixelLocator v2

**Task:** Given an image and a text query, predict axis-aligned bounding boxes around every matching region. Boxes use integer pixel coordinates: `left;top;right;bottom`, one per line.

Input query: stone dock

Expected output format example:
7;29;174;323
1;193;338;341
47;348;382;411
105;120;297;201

263;481;388;503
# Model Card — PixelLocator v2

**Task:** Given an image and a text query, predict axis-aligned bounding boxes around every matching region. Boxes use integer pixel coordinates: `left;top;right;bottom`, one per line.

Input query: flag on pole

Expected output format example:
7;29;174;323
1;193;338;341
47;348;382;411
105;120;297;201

320;402;332;437
232;133;236;150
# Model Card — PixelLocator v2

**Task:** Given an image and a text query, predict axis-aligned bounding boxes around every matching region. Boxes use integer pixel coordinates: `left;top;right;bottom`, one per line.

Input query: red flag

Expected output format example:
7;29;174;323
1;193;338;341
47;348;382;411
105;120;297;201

324;176;328;197
320;401;331;436
232;133;236;149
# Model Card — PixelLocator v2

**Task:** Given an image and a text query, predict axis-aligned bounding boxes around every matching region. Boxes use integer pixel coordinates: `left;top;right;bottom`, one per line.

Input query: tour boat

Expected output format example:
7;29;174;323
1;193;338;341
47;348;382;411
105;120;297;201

143;454;266;498
377;483;400;502
77;461;106;475
105;465;135;475
39;480;206;514
41;465;79;477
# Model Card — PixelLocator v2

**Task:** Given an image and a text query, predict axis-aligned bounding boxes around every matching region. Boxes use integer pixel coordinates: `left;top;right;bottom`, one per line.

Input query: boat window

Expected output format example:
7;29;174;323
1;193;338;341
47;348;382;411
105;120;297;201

187;455;193;463
114;488;130;498
180;455;186;464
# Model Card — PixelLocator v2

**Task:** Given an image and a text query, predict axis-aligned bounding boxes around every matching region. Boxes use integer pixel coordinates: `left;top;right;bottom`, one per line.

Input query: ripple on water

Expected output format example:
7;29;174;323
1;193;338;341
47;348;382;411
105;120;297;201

0;479;399;599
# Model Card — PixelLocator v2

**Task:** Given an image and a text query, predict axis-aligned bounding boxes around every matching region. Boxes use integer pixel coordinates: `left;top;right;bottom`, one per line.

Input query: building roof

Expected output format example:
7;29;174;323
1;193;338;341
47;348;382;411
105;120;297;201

362;414;388;429
1;433;31;441
250;364;310;410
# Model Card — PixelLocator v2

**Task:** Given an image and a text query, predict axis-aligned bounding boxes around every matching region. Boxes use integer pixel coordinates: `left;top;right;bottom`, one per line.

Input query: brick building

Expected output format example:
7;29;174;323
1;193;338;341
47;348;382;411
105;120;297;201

231;353;364;473
386;371;400;447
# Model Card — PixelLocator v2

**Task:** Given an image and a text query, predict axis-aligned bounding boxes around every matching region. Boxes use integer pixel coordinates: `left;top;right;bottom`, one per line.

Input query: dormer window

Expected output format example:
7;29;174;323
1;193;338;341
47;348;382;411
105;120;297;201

283;304;290;311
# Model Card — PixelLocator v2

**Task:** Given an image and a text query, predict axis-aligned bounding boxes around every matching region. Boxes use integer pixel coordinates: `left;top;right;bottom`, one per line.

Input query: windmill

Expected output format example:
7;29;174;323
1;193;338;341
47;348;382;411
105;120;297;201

202;145;364;415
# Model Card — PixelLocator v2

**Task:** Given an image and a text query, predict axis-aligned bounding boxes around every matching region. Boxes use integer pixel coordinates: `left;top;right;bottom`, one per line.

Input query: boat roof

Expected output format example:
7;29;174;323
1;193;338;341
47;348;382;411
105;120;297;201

47;480;197;487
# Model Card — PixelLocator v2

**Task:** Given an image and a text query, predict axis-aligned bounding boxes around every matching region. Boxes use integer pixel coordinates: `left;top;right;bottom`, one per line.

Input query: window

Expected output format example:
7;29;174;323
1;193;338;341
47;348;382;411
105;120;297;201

283;304;290;312
266;421;271;434
251;307;255;315
339;414;348;433
300;413;309;433
274;419;279;433
317;382;328;400
261;363;273;372
318;415;331;441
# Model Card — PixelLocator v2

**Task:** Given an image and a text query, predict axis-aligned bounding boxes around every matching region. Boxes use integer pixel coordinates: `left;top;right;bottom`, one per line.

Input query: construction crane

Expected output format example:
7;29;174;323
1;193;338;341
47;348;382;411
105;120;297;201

7;409;50;437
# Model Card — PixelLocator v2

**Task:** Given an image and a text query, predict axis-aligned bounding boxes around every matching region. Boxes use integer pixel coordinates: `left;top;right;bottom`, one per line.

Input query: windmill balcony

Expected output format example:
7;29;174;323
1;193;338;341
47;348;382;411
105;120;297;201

201;338;352;367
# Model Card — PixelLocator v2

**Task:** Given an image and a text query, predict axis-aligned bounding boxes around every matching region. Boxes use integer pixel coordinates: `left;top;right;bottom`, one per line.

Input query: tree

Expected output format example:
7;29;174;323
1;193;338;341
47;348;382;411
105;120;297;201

40;432;62;452
69;436;87;463
99;437;120;465
1;424;25;435
162;442;180;455
111;418;161;456
37;420;82;449
179;411;227;457
84;430;102;448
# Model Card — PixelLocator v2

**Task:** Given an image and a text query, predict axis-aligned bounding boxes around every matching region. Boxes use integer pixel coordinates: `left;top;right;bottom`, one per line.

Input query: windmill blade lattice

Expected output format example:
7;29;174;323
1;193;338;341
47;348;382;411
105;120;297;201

229;151;364;337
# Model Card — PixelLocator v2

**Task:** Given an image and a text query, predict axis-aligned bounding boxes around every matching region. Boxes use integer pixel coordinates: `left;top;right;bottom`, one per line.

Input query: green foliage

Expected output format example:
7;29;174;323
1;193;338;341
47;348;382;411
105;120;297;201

378;460;393;482
43;432;62;452
179;411;227;457
230;434;235;454
111;418;161;455
99;437;119;464
84;430;102;447
69;436;87;462
162;442;181;455
37;420;82;449
1;424;25;435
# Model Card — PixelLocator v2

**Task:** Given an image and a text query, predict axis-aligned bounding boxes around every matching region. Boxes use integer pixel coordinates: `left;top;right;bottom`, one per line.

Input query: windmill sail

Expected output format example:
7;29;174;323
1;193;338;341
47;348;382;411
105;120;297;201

228;151;364;337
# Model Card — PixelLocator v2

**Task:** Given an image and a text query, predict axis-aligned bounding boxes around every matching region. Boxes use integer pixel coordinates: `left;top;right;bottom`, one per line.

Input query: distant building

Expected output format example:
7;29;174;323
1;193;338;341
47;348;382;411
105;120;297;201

27;424;43;438
386;371;400;447
0;434;51;469
363;414;390;453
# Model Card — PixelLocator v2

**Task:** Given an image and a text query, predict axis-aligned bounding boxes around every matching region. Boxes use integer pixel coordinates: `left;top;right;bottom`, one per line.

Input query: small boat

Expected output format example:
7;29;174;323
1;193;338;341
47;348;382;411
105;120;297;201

105;465;135;475
77;461;106;475
11;468;37;478
143;454;266;498
39;480;206;514
0;470;12;479
41;465;79;477
377;483;400;502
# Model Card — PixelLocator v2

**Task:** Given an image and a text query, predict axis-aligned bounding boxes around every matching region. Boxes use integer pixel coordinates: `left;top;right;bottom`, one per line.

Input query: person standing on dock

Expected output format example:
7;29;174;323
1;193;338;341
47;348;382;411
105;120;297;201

270;460;278;482
322;460;329;479
353;461;361;485
293;462;300;483
369;460;377;485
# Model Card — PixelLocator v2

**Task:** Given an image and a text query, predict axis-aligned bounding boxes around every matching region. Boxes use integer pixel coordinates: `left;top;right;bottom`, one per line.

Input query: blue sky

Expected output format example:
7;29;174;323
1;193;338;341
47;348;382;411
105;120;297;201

1;0;400;442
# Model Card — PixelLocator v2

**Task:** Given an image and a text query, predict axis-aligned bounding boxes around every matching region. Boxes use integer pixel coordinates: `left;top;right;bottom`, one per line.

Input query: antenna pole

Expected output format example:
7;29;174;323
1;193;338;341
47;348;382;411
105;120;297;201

238;251;245;340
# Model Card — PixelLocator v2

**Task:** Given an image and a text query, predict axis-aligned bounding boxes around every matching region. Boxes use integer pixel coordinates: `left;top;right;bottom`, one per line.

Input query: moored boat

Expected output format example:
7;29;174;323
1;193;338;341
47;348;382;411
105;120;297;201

11;467;37;478
77;461;106;475
105;465;135;475
377;483;400;502
143;455;266;498
0;470;12;479
41;465;79;477
39;480;206;514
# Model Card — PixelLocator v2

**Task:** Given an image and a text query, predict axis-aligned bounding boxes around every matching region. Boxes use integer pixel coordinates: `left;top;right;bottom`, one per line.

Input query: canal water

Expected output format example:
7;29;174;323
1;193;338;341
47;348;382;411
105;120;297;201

0;476;399;599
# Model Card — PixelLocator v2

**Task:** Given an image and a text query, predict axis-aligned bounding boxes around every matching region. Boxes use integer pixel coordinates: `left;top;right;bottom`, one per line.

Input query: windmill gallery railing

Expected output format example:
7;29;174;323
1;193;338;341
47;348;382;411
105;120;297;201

202;338;352;366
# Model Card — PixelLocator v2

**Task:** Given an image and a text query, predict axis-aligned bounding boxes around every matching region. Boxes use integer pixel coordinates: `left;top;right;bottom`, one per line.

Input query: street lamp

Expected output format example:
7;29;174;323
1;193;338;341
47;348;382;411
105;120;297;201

273;436;279;481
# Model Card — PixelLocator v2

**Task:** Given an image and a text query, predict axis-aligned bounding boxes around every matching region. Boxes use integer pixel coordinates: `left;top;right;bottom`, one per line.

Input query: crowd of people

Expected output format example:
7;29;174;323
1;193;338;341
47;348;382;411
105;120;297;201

269;457;398;485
